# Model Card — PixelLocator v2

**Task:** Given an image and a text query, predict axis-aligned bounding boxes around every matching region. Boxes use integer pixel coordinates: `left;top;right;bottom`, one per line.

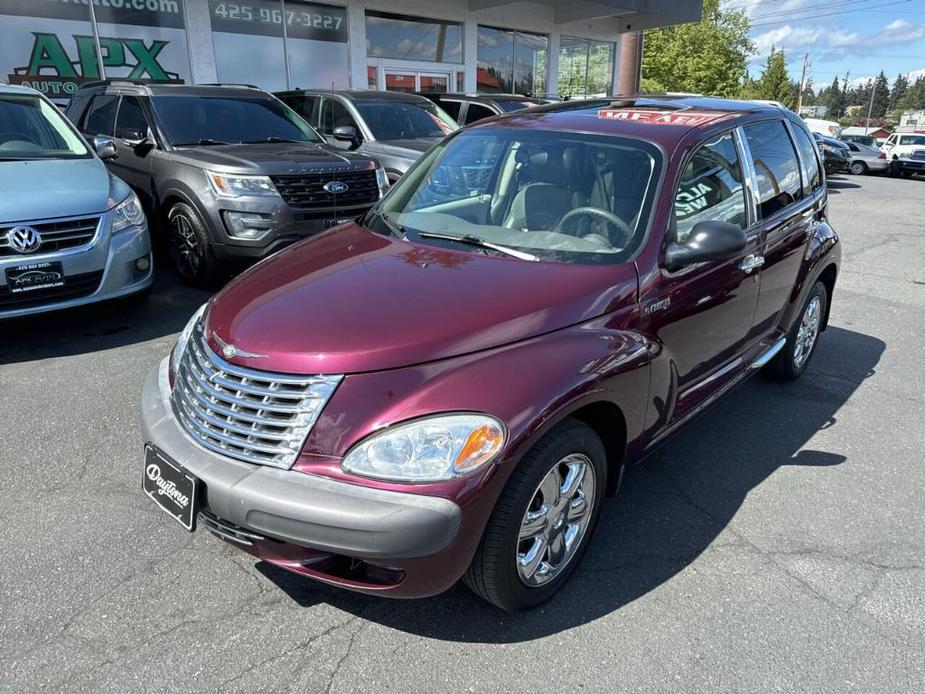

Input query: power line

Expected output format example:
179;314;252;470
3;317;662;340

750;0;876;21
749;0;911;28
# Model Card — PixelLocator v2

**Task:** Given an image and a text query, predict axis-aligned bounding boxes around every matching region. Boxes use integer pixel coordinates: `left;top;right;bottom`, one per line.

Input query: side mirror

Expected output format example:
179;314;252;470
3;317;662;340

332;125;358;143
93;135;117;160
122;128;149;146
665;221;746;272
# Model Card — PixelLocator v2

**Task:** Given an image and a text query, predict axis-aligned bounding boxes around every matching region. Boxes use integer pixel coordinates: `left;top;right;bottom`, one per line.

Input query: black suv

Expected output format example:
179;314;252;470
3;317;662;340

419;93;550;125
276;90;457;183
66;82;386;285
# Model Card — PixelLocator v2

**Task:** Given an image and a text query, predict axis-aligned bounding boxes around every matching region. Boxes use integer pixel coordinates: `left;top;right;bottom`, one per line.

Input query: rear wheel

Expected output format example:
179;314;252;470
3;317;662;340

768;281;827;381
849;161;867;175
464;419;607;611
166;202;223;287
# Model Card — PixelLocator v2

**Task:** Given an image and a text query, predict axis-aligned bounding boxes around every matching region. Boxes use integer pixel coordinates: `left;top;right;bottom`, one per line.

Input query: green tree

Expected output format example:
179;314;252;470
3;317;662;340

870;71;890;118
825;76;846;119
897;76;924;111
642;0;754;97
756;48;796;108
889;73;908;112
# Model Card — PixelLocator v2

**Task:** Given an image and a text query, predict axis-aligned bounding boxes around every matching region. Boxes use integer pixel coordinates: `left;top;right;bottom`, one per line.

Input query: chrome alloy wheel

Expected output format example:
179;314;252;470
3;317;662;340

169;213;201;279
793;295;822;370
516;453;596;587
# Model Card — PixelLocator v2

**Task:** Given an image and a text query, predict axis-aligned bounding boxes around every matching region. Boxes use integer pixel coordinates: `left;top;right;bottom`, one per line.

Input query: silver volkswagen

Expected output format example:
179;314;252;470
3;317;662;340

1;84;152;319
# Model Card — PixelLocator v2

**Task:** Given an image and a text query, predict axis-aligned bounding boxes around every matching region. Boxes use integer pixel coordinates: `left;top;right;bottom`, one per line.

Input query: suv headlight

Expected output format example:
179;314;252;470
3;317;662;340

341;414;506;482
170;303;206;375
207;171;280;198
110;192;146;232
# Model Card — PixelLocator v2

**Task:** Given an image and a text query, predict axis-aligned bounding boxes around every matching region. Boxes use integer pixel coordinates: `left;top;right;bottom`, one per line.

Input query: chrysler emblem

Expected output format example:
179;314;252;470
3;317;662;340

213;332;267;360
7;226;42;254
323;181;349;194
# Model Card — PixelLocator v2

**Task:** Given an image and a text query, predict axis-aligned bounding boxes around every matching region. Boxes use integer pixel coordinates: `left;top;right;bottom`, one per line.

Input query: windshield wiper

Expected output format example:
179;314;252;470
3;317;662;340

417;232;538;261
369;210;406;239
246;136;304;144
174;138;229;146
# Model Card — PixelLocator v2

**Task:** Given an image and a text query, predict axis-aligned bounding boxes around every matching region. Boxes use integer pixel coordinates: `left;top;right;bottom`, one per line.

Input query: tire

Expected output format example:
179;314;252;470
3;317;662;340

849;161;867;175
166;202;223;287
464;418;607;611
889;158;901;177
767;281;828;381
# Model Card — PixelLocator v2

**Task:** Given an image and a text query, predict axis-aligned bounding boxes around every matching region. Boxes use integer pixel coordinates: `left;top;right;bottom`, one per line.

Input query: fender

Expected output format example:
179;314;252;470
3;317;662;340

778;218;841;334
155;176;224;243
295;307;651;508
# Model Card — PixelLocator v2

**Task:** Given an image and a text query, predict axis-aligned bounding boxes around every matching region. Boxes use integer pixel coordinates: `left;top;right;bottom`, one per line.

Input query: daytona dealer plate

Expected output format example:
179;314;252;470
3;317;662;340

142;445;198;531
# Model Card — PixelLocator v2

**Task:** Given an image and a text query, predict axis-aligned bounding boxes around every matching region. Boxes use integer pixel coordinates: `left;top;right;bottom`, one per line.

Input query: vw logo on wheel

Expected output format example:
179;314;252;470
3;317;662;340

6;226;42;254
323;181;349;194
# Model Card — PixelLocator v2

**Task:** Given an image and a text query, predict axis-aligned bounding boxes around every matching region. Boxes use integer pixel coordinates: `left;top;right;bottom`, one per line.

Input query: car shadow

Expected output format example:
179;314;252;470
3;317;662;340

256;325;884;642
0;262;212;365
826;177;862;193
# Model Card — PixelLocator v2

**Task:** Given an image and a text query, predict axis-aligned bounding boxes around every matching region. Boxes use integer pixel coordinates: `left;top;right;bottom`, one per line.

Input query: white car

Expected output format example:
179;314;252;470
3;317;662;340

880;133;925;160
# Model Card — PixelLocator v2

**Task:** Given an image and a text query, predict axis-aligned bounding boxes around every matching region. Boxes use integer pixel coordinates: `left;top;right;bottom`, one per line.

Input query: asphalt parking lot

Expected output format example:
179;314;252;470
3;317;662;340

1;173;923;693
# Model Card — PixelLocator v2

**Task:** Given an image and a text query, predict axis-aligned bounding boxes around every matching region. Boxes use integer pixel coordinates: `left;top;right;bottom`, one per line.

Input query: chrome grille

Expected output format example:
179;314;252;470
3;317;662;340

171;327;342;469
0;216;100;256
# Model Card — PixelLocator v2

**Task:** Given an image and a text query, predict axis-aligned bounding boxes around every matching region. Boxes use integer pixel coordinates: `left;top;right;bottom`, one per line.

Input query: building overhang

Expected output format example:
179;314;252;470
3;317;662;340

468;0;702;31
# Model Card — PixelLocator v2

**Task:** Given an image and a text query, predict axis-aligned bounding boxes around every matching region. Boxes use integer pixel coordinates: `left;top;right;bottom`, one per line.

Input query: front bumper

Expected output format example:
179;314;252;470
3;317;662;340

0;213;152;320
898;158;925;173
140;359;466;595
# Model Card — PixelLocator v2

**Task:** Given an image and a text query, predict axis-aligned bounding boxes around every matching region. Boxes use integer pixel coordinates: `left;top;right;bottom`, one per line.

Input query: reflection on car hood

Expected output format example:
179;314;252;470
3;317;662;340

374;138;441;156
205;222;637;375
168;142;375;174
0;158;110;223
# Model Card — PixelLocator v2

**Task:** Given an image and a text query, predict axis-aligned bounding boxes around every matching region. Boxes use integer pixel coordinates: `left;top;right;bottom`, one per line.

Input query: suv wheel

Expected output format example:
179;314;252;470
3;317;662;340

167;203;222;287
768;281;827;381
849;161;867;175
464;419;606;611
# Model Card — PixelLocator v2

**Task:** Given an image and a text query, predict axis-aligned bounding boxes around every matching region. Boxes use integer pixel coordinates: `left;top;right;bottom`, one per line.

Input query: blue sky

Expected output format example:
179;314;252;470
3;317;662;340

738;0;925;89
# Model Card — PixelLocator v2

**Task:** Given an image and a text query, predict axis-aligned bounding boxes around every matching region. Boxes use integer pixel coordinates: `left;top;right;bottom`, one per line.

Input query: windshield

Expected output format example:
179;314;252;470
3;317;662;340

151;95;321;146
354;100;458;141
0;93;89;160
366;128;662;265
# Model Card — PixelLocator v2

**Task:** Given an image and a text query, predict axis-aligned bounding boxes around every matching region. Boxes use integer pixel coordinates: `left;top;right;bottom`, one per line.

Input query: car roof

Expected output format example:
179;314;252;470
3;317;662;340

0;83;42;96
429;93;543;103
277;89;431;104
75;81;267;98
467;95;793;148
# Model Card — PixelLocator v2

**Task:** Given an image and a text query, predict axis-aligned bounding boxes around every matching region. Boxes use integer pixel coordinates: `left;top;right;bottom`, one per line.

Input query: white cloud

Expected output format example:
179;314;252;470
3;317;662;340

751;18;925;63
907;67;925;81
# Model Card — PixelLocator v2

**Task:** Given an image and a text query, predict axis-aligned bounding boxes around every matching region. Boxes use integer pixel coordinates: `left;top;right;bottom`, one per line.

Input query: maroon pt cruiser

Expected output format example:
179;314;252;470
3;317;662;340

141;97;841;611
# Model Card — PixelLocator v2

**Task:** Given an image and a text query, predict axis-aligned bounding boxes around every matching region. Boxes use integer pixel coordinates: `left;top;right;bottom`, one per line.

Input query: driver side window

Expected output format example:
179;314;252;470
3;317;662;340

674;132;746;244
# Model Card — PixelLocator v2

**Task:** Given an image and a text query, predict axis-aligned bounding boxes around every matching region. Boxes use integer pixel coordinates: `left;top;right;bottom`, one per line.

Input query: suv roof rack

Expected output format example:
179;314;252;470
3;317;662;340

79;79;153;89
200;82;261;89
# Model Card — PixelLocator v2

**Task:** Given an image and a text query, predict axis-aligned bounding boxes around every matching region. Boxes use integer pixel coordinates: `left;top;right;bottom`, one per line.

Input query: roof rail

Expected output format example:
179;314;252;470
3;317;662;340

78;79;154;89
200;82;261;89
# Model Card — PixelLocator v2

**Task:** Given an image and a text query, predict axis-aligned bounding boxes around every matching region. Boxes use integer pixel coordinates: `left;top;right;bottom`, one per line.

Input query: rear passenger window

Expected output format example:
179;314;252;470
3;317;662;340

744;120;803;219
790;125;822;193
464;104;495;124
674;132;746;243
287;95;318;123
82;94;118;136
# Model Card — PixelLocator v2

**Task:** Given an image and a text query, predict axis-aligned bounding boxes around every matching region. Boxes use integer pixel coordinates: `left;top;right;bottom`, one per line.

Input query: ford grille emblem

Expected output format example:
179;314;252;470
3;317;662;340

7;226;42;254
323;181;349;194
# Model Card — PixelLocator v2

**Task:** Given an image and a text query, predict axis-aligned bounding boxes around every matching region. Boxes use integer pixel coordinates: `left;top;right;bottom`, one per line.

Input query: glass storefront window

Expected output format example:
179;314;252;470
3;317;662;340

209;0;349;91
366;11;462;63
558;36;614;99
0;0;190;102
477;26;547;96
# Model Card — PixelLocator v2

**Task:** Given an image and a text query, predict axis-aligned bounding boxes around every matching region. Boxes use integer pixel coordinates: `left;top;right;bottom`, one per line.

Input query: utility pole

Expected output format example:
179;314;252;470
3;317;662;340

86;0;106;80
796;53;810;114
865;80;877;135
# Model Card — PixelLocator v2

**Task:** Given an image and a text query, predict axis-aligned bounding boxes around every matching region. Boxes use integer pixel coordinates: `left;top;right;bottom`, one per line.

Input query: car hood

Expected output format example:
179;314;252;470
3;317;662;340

373;138;441;157
205;223;638;375
168;142;375;174
0;158;110;223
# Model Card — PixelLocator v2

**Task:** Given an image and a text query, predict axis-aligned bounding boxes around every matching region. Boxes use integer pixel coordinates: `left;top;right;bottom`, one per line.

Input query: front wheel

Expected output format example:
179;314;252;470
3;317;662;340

166;202;224;287
464;419;607;611
767;281;828;381
849;161;867;175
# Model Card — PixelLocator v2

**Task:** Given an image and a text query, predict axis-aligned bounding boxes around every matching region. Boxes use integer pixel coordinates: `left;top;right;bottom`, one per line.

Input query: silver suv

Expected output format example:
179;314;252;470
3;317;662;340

1;84;152;320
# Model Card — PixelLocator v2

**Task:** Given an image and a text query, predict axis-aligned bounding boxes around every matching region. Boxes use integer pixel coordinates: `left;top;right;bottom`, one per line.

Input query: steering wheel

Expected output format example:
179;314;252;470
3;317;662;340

555;207;632;247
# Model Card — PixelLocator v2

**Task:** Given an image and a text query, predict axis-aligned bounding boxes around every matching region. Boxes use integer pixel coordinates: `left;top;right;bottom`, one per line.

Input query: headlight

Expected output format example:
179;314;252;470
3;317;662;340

376;166;389;198
341;414;506;482
110;192;145;232
170;303;206;375
207;171;279;198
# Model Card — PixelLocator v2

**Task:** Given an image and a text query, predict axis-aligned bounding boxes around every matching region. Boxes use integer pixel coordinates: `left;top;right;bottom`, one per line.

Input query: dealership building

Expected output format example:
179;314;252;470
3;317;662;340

3;0;699;101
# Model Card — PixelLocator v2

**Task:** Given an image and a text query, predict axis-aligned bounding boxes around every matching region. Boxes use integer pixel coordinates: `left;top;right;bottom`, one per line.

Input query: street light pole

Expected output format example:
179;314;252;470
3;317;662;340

865;80;877;135
87;0;106;80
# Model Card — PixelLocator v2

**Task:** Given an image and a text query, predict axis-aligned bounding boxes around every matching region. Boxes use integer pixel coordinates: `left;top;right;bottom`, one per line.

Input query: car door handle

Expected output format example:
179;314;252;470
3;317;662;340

739;254;765;273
